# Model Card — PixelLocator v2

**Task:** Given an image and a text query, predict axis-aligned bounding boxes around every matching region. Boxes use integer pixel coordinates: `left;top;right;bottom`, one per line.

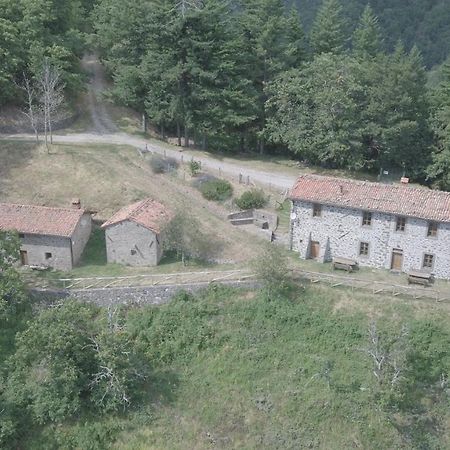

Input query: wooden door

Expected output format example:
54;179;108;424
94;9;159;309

20;250;28;265
310;241;320;259
391;249;403;271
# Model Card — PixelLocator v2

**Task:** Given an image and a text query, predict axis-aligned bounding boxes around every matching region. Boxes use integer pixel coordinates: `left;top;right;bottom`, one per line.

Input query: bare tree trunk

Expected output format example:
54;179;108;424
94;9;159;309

161;123;165;140
184;125;189;148
20;74;40;142
202;134;207;151
142;113;147;132
177;122;182;146
259;138;264;155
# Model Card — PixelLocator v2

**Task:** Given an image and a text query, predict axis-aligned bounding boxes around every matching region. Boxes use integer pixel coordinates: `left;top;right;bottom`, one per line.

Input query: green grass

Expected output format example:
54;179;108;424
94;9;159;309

22;283;450;449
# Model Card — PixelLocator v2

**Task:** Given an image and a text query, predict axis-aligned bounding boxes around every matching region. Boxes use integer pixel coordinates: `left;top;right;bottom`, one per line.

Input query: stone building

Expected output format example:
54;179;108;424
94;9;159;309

0;202;92;271
102;199;173;267
289;174;450;279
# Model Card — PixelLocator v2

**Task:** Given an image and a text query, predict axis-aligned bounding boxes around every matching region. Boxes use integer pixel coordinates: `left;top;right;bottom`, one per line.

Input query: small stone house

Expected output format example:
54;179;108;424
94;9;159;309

102;199;173;266
289;174;450;279
0;202;92;271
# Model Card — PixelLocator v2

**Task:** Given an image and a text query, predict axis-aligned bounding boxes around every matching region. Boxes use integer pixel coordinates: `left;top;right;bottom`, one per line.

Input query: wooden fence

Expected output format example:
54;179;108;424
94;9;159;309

291;269;450;303
38;267;450;303
54;269;255;290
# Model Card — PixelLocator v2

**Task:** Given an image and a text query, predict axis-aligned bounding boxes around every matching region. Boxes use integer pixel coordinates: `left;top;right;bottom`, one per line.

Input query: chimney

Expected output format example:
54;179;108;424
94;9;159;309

71;198;81;209
400;177;409;184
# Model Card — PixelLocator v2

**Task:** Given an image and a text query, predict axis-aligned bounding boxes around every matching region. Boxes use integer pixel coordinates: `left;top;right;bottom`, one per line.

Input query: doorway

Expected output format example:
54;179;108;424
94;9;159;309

20;250;28;265
310;241;320;259
391;249;403;271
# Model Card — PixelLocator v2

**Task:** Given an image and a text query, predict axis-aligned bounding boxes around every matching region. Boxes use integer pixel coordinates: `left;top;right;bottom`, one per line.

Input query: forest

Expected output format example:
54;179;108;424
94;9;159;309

1;0;450;187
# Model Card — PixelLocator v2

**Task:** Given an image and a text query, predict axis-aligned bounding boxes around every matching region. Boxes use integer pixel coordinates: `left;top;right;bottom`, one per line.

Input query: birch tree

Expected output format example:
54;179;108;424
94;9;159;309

38;59;65;149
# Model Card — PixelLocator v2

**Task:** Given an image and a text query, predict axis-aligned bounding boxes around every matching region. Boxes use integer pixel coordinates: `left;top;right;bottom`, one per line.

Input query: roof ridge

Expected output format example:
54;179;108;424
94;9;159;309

298;174;450;197
0;202;85;213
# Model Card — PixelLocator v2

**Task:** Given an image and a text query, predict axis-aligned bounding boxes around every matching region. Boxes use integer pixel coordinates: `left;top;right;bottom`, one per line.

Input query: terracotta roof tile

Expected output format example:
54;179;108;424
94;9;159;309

289;174;450;222
101;199;173;233
0;203;86;237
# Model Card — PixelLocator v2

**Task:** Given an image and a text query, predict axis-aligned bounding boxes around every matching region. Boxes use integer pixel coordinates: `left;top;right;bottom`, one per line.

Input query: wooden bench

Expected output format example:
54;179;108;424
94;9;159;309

407;270;434;286
332;257;358;272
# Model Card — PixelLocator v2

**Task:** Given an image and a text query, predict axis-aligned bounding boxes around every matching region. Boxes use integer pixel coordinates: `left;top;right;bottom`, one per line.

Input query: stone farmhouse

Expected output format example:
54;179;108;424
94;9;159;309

0;202;92;271
289;174;450;279
102;199;173;267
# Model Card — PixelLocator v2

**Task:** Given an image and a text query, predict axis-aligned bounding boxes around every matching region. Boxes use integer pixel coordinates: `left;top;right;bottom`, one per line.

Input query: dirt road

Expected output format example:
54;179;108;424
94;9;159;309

0;56;297;191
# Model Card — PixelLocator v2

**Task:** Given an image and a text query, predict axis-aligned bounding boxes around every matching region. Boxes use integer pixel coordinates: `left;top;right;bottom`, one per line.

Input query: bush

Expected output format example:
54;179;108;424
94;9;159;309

149;155;179;174
199;179;233;201
189;160;201;176
235;189;268;210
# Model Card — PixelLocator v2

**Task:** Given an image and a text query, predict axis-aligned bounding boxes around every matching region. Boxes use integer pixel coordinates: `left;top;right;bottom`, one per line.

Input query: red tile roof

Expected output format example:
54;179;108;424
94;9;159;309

289;175;450;222
0;203;86;237
101;199;173;233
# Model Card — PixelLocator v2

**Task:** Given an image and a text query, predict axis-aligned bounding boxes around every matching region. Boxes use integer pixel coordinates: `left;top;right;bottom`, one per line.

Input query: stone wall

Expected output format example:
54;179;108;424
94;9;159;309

291;200;450;279
71;213;92;265
105;220;161;266
20;233;73;271
31;280;260;307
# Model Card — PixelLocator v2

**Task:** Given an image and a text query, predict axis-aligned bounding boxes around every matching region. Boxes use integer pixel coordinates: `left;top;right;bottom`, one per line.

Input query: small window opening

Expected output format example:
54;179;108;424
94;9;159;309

396;216;406;232
362;211;372;226
427;222;438;237
19;233;25;238
423;254;434;269
45;252;52;260
131;249;137;255
312;204;322;217
359;242;369;256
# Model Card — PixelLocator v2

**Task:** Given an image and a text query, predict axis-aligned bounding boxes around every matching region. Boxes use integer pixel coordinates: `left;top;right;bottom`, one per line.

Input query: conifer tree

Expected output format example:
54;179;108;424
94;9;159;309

352;4;382;59
310;0;346;55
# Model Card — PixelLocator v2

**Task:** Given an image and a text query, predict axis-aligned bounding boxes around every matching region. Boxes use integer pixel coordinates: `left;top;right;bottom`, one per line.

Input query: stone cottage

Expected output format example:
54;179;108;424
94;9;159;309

0;202;92;271
102;199;173;266
289;174;450;279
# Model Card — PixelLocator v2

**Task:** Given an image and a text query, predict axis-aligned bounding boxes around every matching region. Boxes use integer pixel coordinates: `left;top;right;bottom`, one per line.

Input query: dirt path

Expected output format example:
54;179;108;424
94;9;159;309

1;56;297;191
81;54;118;134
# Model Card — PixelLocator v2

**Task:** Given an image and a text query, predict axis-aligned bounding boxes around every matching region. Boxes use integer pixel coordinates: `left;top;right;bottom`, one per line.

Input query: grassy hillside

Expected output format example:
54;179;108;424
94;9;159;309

21;283;450;449
0;140;264;267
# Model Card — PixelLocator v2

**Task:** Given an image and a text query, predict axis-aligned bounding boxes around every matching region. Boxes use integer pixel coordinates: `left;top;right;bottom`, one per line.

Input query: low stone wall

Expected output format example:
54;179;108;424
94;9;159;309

30;280;260;307
228;209;278;230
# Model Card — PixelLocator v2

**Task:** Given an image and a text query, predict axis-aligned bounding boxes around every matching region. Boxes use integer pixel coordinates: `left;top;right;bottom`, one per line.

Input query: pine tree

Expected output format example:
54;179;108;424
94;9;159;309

427;58;450;189
352;4;382;59
310;0;346;55
284;5;307;67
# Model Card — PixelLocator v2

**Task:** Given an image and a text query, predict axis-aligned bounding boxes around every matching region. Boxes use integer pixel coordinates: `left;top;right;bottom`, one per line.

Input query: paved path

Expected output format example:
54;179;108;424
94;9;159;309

0;55;297;191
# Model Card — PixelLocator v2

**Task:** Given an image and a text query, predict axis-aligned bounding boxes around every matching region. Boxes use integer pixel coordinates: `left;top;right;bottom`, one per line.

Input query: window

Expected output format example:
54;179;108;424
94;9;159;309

423;253;434;269
130;249;137;255
312;204;322;217
396;217;406;232
45;252;52;260
427;222;438;237
359;242;369;256
19;233;25;238
362;211;372;226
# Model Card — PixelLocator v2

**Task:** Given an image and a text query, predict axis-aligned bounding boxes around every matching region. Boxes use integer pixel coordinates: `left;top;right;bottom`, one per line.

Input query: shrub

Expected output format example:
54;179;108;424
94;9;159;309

149;155;179;174
189;160;201;176
235;189;268;210
199;179;233;201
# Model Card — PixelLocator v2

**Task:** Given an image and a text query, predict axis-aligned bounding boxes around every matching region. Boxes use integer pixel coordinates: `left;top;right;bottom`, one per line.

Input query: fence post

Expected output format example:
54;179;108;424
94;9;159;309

246;175;250;185
239;173;243;184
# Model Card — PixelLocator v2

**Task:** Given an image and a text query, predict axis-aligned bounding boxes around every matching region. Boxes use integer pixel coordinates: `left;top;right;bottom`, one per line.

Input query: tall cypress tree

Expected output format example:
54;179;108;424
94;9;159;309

310;0;346;55
352;4;382;59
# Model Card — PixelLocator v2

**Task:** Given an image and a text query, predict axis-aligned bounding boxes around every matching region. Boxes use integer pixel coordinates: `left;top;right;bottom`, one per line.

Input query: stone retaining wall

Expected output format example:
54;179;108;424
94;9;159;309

31;280;260;307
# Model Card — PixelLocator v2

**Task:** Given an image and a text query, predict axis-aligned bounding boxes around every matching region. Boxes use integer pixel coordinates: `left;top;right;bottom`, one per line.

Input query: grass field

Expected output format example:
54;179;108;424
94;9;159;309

21;282;450;450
